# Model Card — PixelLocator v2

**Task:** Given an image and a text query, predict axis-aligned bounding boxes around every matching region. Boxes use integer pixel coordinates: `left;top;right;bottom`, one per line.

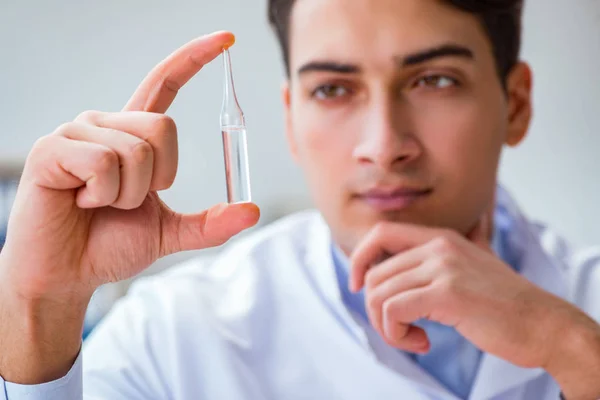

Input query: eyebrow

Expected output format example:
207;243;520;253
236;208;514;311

297;61;360;76
296;44;474;77
399;44;474;66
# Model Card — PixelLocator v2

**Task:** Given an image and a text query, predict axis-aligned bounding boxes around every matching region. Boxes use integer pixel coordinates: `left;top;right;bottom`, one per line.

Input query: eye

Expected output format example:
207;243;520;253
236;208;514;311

312;84;351;100
414;75;458;89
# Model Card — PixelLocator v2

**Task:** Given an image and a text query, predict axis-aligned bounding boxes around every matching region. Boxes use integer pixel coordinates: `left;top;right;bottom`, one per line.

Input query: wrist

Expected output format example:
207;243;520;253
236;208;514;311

544;308;600;400
0;270;91;384
0;245;97;303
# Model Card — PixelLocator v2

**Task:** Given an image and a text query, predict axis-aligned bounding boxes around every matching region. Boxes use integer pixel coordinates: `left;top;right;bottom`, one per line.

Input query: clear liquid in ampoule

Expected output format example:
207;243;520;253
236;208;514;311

222;125;251;203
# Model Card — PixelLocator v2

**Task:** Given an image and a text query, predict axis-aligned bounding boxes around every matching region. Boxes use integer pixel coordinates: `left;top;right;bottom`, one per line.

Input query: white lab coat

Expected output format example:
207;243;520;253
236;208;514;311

77;189;600;400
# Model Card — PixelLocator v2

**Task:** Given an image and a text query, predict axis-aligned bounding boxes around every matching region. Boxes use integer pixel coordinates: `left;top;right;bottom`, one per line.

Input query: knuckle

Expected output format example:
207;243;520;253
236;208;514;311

75;110;101;123
154;114;177;136
129;141;153;165
372;222;389;239
31;134;53;152
155;173;176;192
437;274;459;297
364;270;378;289
366;291;383;313
52;122;77;137
382;298;396;320
28;135;54;166
163;170;177;189
189;49;209;67
442;228;461;243
94;149;118;174
434;253;456;270
431;235;456;254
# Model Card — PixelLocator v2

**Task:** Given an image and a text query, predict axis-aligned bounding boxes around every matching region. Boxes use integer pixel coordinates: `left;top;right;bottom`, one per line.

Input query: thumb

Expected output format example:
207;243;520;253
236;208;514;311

160;202;260;256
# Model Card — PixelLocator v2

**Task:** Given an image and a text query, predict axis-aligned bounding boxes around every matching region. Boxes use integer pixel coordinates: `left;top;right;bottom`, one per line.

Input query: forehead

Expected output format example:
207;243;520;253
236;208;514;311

288;0;492;72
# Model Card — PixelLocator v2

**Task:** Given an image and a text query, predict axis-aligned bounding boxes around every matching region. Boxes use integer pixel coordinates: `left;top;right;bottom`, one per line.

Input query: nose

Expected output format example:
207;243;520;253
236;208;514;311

353;98;422;169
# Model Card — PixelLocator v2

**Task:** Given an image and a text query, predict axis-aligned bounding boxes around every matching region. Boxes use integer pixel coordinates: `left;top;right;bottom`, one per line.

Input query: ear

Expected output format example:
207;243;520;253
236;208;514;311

282;81;299;162
505;62;533;147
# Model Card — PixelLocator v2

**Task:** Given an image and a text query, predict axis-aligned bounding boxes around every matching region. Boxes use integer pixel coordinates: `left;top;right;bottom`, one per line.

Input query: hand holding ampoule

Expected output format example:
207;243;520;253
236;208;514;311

0;31;260;384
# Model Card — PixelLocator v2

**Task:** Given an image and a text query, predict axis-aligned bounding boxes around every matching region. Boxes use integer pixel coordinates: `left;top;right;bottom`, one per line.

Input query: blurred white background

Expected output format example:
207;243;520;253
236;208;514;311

1;0;599;261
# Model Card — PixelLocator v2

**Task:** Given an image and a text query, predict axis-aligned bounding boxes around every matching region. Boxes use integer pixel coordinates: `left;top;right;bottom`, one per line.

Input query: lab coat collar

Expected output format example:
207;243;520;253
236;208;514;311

305;214;370;348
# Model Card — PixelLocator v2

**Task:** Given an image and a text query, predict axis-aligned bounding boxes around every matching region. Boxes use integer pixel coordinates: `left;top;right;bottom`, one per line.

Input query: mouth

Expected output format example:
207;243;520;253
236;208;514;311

356;186;433;212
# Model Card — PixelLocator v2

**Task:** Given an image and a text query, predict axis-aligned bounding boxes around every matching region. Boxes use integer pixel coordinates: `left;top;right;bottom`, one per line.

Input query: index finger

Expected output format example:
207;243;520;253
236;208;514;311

349;223;442;292
124;31;235;113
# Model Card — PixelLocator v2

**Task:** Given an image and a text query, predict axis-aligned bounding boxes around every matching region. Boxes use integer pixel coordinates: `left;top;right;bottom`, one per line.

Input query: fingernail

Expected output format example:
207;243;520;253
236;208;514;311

348;281;356;293
223;35;236;50
416;340;430;353
237;202;260;221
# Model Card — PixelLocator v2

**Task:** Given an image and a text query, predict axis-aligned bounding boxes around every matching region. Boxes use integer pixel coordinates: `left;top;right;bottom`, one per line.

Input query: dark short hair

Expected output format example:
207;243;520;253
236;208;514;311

268;0;523;84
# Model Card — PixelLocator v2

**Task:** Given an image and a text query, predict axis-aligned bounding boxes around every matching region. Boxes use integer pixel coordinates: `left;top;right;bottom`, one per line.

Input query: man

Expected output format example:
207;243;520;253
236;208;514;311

0;0;599;399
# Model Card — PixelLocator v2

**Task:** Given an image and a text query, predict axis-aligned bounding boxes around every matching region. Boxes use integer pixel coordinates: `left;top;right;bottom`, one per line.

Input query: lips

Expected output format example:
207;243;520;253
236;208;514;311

358;187;432;211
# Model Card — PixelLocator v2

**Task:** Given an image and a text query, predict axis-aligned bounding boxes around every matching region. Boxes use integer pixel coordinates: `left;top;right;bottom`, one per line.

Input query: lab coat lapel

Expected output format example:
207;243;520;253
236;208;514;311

305;213;371;349
469;191;569;400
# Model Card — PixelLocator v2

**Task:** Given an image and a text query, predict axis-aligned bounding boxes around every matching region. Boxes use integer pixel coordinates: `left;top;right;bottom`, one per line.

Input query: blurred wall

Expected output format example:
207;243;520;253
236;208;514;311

499;0;600;248
1;0;599;256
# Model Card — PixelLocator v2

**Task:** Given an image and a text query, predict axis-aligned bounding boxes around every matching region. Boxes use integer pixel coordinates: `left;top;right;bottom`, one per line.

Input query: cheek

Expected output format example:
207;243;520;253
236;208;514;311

289;97;365;214
418;92;506;228
417;94;505;182
291;100;356;171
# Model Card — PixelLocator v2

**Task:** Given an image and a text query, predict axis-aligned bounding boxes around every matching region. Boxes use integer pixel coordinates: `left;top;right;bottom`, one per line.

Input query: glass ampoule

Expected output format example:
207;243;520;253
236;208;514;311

220;48;251;204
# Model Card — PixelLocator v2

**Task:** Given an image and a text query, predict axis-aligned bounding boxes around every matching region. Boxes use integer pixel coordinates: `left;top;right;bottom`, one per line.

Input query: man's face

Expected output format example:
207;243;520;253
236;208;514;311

283;0;531;253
